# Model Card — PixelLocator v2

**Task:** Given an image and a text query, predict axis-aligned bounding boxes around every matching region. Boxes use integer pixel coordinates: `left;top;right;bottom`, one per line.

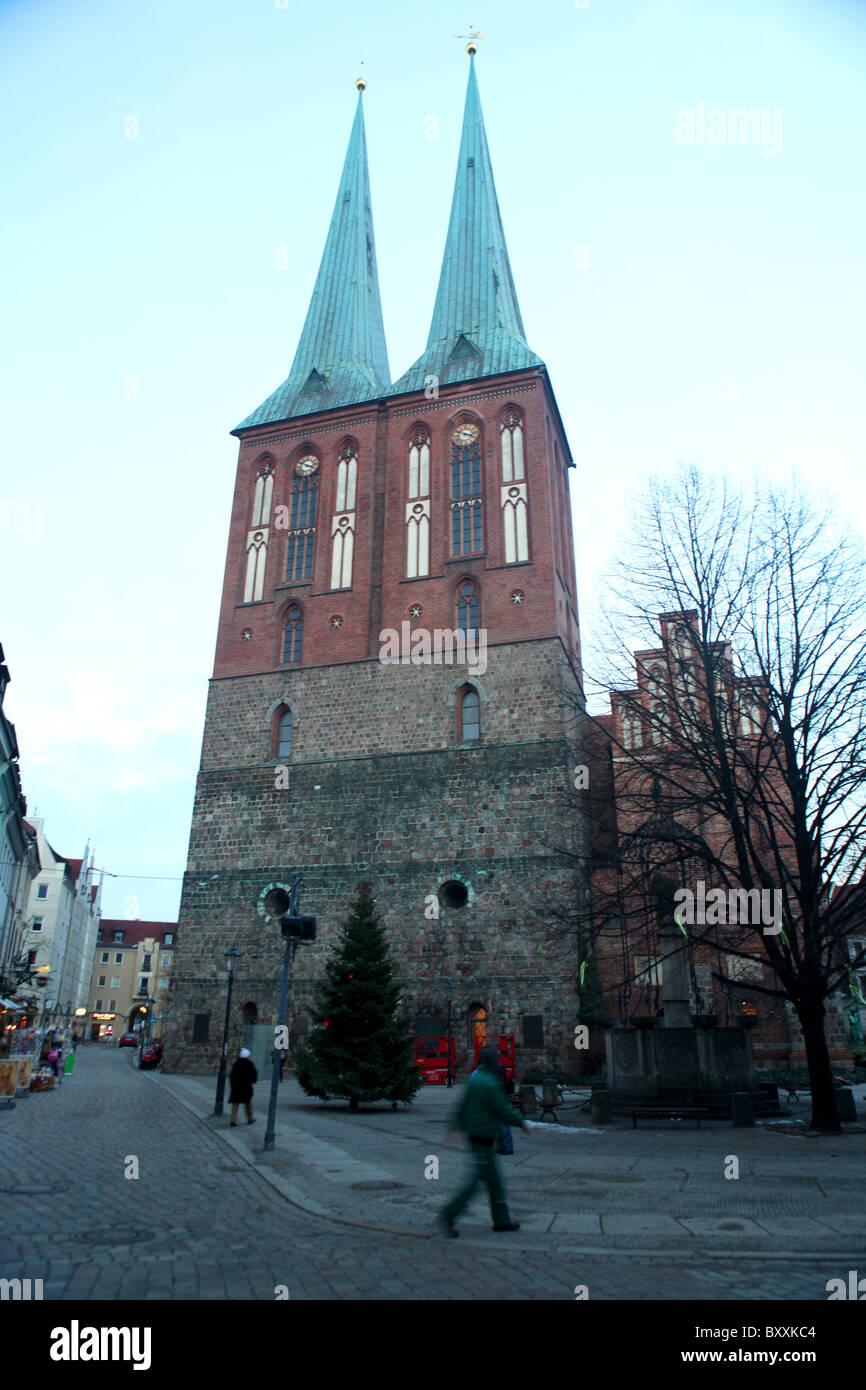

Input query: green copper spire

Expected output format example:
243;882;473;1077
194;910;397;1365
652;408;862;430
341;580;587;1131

234;86;390;432
388;54;542;398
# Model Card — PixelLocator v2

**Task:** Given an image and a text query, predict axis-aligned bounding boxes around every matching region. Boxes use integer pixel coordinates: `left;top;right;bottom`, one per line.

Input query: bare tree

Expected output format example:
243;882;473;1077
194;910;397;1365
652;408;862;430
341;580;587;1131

574;466;866;1132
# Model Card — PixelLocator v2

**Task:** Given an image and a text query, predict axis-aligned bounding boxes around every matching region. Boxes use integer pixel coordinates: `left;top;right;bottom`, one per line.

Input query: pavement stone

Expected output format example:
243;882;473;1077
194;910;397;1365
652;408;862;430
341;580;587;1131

0;1045;862;1301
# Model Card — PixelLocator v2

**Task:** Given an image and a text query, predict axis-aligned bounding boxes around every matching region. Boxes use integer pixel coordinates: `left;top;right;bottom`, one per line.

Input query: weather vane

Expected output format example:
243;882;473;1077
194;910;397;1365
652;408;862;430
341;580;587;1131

455;27;483;55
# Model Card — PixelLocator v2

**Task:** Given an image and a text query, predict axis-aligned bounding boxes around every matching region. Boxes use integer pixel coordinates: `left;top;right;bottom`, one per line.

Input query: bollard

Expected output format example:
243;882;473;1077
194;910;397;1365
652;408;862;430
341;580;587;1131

834;1087;856;1122
731;1091;754;1127
590;1088;611;1125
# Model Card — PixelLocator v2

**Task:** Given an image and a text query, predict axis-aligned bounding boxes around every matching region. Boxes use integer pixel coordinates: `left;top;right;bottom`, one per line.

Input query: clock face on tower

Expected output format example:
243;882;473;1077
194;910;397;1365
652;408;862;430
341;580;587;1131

295;455;319;477
452;423;479;447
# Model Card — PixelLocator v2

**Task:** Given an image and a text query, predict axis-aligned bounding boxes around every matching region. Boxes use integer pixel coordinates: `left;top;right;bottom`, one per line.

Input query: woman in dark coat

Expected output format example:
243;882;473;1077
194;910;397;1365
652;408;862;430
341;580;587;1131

229;1048;257;1126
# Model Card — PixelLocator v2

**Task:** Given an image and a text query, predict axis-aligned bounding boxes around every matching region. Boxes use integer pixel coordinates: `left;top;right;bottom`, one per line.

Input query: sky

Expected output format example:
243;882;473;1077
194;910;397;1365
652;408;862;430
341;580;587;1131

1;0;864;923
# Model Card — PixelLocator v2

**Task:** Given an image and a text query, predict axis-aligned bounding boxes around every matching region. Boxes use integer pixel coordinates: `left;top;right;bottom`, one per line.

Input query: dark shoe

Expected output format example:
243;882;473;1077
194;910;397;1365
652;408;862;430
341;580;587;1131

247;1118;256;1125
436;1213;459;1238
492;1221;521;1231
230;1121;237;1127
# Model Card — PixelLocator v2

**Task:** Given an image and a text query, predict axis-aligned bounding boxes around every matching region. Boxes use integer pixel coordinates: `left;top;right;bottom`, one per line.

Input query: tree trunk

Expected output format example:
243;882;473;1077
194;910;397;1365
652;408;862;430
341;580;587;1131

797;998;841;1133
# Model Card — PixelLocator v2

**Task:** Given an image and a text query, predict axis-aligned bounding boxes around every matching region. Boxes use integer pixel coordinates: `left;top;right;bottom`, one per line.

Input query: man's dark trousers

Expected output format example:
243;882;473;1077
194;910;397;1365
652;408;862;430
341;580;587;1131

442;1137;511;1227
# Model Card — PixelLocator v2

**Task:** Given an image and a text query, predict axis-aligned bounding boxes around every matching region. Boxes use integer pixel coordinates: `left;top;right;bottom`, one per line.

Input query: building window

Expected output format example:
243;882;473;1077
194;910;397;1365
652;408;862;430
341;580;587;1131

139;977;149;995
282;607;303;664
451;427;483;556
243;530;268;603
95;999;103;1011
469;1004;487;1051
32;918;43;933
457;580;479;634
159;978;168;990
114;952;123;964
111;977;121;988
192;1012;210;1044
142;953;152;971
406;429;431;579
622;710;642;750
37;884;48;899
161;954;171;969
165;933;174;945
285;474;318;581
500;412;528;563
27;949;37;965
250;459;274;528
276;706;293;758
113;931;124;943
109;999;117;1010
98;975;106;987
458;685;480;743
330;443;357;589
522;1015;544;1048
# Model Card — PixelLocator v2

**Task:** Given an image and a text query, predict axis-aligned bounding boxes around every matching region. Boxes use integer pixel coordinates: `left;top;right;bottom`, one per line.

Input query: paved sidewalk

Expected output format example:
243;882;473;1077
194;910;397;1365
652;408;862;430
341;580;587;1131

152;1067;866;1256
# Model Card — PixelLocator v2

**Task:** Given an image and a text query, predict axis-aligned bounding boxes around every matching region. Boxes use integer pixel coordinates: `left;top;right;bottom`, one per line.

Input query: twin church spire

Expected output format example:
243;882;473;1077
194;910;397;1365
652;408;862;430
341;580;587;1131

235;57;541;433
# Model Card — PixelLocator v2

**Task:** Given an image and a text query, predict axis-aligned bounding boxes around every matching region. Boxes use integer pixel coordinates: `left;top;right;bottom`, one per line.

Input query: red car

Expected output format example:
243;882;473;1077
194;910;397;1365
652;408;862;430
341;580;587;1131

118;1033;138;1048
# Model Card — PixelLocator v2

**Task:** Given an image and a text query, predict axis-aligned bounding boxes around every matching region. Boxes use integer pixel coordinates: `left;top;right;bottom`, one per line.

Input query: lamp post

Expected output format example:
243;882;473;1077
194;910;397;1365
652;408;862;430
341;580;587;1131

264;878;316;1151
213;944;241;1116
446;982;454;1087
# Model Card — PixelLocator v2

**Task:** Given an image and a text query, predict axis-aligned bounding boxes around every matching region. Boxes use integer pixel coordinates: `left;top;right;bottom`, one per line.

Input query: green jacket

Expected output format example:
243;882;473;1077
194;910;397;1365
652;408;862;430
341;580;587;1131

450;1067;526;1140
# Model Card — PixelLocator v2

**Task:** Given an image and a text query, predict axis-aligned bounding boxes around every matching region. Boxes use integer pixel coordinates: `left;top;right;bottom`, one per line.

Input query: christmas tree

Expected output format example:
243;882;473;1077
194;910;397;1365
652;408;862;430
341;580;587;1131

295;887;423;1109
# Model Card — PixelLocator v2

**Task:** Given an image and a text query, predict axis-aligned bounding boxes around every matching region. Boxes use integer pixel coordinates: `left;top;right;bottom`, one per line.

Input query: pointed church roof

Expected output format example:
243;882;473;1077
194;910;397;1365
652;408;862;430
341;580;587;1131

388;55;543;398
234;89;390;433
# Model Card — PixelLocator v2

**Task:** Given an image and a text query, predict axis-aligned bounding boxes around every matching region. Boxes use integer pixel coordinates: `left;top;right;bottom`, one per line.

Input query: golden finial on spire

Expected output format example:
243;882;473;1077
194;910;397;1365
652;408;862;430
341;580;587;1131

456;27;483;56
356;60;366;91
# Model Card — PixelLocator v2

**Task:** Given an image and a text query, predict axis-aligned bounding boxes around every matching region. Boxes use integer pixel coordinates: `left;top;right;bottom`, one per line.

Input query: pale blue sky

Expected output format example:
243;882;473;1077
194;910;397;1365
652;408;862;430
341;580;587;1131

1;0;864;922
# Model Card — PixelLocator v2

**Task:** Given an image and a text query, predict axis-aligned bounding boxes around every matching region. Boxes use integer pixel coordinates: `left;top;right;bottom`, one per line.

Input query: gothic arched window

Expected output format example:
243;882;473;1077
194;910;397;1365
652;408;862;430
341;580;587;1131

458;684;480;743
251;461;274;527
406;428;431;579
500;412;529;564
450;421;483;556
276;706;293;758
243;530;267;603
331;443;357;589
286;473;319;581
283;607;303;664
457;580;479;634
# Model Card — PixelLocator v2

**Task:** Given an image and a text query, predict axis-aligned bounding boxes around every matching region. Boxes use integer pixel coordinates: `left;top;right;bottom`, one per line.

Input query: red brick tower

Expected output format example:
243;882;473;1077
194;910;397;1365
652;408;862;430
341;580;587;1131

165;59;589;1075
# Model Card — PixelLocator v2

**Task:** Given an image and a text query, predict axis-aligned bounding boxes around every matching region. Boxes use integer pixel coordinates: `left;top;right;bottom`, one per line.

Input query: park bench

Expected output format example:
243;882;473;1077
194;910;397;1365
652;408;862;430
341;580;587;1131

629;1105;713;1130
515;1079;572;1123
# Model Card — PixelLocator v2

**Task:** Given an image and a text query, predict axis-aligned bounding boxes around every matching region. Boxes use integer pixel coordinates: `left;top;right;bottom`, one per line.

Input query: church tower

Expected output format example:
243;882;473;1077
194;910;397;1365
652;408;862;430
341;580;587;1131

164;57;589;1075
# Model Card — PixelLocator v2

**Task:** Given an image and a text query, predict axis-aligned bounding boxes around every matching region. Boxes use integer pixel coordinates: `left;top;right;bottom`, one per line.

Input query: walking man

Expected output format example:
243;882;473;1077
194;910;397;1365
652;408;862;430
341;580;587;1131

437;1046;532;1236
229;1047;257;1126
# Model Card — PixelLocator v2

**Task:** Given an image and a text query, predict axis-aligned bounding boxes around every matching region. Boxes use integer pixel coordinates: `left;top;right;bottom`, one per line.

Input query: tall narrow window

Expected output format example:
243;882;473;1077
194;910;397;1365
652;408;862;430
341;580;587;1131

500;413;528;563
276;707;292;758
283;607;303;664
331;443;357;588
285;469;319;581
251;461;274;527
458;685;480;742
244;459;274;601
243;531;267;602
406;429;431;578
450;421;483;556
457;580;479;633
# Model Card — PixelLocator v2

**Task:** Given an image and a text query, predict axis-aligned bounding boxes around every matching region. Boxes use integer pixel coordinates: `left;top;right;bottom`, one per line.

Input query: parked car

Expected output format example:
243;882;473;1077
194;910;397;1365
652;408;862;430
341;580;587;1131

139;1042;163;1070
118;1033;138;1048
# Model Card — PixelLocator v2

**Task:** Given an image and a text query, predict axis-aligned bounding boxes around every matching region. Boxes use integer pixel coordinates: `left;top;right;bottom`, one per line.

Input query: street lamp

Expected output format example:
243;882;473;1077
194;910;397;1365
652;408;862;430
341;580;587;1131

213;944;241;1117
264;879;316;1151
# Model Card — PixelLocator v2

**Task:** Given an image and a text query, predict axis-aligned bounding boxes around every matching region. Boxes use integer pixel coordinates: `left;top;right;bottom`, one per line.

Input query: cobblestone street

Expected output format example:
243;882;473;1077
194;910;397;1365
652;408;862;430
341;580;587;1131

1;1046;863;1300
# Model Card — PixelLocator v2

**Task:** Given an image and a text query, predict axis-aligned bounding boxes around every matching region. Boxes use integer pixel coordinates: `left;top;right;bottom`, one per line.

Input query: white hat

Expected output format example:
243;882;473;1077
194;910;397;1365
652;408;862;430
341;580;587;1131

239;1048;251;1059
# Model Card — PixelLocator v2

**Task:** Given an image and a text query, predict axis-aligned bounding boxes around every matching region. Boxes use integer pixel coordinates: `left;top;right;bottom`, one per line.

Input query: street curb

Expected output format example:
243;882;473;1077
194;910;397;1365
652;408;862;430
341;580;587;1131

140;1068;866;1258
143;1066;435;1241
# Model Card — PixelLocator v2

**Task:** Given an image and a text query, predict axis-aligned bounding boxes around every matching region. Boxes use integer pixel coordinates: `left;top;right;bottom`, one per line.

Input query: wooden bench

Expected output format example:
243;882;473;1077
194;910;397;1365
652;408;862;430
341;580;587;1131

630;1105;713;1129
